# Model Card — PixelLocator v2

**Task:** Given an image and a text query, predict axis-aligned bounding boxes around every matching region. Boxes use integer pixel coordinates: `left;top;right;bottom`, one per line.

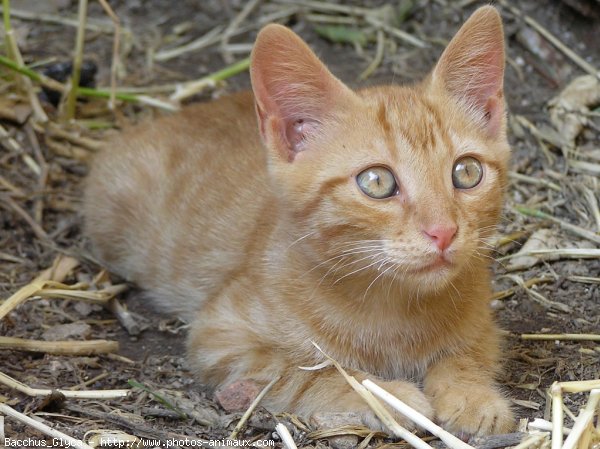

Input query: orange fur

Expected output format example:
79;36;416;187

85;6;514;435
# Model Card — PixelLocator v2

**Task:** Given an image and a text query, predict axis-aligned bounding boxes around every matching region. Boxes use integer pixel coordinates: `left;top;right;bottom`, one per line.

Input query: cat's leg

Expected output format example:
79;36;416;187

423;345;514;436
188;312;433;431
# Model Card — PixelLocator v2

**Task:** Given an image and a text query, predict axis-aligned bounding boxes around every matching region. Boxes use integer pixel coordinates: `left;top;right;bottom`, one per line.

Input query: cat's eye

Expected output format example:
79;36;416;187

356;166;398;199
452;156;483;189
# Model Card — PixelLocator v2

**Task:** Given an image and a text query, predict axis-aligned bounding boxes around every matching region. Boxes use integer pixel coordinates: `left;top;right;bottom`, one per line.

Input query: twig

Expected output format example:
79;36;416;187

514;206;600;245
508;171;561;192
155;6;298;62
490;277;552;301
2;0;48;122
312;342;435;449
1;194;49;241
581;186;600;232
0;336;119;355
0;54;177;110
550;382;563;449
97;0;121;109
359;29;385;81
498;0;599;79
170;57;250;102
221;0;261;63
276;423;298;449
363;380;474;449
562;390;600;449
107;298;141;336
229;376;280;440
0;6;114;32
365;15;428;49
521;334;600;342
65;0;88;120
0;371;128;399
0;403;93;449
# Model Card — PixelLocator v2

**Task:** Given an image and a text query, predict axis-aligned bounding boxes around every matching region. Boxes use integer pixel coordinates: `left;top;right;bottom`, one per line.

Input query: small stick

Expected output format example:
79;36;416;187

229;376;280;440
550;382;563;449
1;195;49;241
0;336;119;355
43;122;103;151
97;0;122;109
170;57;250;102
562;389;600;449
365;15;428;49
498;0;599;79
2;0;48;123
220;0;261;64
107;298;141;336
508;171;561;192
522;334;600;342
69;371;109;390
65;0;88;120
581;186;600;232
514;206;600;245
0;54;176;110
312;343;436;449
275;423;298;449
359;29;385;81
0;403;93;449
557;380;600;394
363;380;473;449
0;7;114;32
0;371;128;399
490;277;552;301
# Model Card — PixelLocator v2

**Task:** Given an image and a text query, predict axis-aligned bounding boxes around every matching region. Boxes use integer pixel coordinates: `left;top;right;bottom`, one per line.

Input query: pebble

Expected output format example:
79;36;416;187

215;379;261;412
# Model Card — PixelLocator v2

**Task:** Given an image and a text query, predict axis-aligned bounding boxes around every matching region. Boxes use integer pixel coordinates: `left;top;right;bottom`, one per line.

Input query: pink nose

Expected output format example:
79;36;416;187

423;224;457;251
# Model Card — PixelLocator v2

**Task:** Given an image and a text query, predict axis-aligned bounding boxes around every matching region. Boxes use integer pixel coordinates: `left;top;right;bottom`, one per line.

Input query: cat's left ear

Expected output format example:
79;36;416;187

250;24;357;162
431;6;505;137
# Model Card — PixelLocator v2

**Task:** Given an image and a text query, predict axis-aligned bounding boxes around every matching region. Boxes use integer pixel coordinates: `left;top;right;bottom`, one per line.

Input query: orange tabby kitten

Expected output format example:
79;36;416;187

85;6;513;435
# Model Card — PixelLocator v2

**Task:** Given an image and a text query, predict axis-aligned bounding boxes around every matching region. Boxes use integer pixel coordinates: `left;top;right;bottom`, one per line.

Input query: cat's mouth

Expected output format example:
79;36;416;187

409;255;452;274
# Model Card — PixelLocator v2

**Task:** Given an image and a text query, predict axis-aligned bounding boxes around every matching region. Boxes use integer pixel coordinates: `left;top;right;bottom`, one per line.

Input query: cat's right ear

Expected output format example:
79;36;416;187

250;24;355;162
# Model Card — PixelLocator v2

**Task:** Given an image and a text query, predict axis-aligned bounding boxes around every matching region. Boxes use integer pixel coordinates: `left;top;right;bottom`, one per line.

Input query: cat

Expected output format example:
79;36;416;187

84;5;513;436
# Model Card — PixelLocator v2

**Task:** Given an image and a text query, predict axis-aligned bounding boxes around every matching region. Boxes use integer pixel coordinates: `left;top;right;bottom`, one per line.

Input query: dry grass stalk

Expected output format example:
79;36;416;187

229;375;280;440
551;383;563;449
504;274;570;313
522;334;600;341
65;0;88;120
276;422;299;449
490;277;552;301
0;403;93;449
362;380;474;449
0;278;128;322
359;29;385;80
311;343;435;449
97;0;121;109
2;0;48;123
498;0;599;78
514;206;600;245
221;0;261;63
365;15;428;48
170;57;250;102
1;194;50;241
1;6;114;32
562;389;599;449
0;336;119;355
0;371;128;399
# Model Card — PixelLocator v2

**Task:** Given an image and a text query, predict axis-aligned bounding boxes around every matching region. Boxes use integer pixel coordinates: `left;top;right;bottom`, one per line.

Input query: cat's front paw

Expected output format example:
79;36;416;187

426;383;513;437
338;380;434;433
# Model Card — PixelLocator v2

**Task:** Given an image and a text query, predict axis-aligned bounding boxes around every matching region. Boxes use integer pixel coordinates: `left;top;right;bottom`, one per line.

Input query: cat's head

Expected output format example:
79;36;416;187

250;6;510;294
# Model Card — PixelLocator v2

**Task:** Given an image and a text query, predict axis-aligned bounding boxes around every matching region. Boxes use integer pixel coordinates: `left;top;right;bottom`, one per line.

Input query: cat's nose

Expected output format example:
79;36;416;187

423;224;457;251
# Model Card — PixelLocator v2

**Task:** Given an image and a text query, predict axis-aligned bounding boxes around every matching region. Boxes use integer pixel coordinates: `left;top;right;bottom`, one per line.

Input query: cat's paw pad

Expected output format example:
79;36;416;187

427;384;514;436
360;381;434;432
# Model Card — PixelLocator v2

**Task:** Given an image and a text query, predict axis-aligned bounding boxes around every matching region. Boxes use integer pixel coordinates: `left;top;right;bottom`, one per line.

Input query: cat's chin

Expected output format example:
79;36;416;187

402;259;460;293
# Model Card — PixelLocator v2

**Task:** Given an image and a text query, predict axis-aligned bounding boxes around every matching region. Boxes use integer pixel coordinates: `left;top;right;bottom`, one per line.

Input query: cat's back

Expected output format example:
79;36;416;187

84;91;273;315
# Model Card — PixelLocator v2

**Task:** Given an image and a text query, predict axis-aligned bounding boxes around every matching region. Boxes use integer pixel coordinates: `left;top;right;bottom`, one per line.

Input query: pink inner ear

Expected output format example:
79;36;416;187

286;119;319;152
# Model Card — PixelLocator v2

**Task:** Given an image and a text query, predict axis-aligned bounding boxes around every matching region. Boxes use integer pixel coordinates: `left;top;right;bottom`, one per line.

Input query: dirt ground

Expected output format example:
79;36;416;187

0;0;599;447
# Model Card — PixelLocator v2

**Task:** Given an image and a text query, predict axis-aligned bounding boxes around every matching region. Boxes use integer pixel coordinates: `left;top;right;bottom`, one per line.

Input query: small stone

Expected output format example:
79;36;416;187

215;379;261;412
42;323;92;341
310;412;363;449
